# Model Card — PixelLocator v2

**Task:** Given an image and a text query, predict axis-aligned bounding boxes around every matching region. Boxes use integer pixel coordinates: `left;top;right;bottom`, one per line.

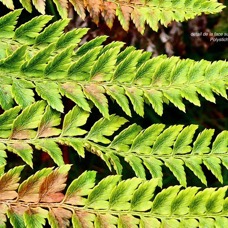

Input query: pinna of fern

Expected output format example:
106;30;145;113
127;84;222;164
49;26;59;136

0;10;228;118
1;165;228;227
0;0;225;33
0;101;228;187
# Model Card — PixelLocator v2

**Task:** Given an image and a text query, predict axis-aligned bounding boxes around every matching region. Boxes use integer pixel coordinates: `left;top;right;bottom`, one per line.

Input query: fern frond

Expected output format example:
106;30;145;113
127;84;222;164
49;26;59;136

0;102;228;186
0;0;225;33
1;165;228;227
0;12;227;116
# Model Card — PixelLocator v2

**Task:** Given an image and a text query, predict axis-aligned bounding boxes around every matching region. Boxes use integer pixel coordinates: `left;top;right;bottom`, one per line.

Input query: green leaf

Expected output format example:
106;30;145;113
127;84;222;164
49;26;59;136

163;88;185;112
171;187;199;215
0;85;14;110
179;219;198;228
53;0;68;18
110;178;142;210
68;47;102;80
206;187;227;213
60;83;90;112
152;58;177;85
184;157;207;185
11;101;46;139
143;158;163;187
99;41;124;56
0;46;27;70
33;139;64;166
83;84;109;118
37;106;61;138
0;149;7;166
21;44;55;75
144;89;163;116
136;51;152;68
131;179;158;211
125;156;146;179
134;59;155;85
116;5;132;31
0;106;21;138
215;217;228;228
14;15;53;44
165;158;186;187
7;142;33;168
190;189;215;216
107;152;123;174
35;82;64;113
64;171;96;205
116;46;135;65
113;50;141;82
11;79;35;108
44;46;74;78
74;36;107;58
109;124;141;151
87;175;121;209
152;186;181;215
211;81;227;99
86;115;127;144
187;60;208;83
140;217;160;228
35;19;70;46
197;84;216;103
90;47;121;81
61;106;89;137
19;0;32;12
56;28;89;50
106;85;131;116
125;87;144;116
130;124;165;154
0;9;22;38
192;129;215;154
60;138;85;157
24;208;48;228
8;210;26;228
211;131;228;154
152;125;184;155
203;157;223;183
161;219;179;228
170;59;190;84
173;125;198;154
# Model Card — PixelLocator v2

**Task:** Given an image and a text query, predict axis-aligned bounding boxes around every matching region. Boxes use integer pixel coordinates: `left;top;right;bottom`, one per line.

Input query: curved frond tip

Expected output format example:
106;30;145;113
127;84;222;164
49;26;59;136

1;165;228;227
0;102;227;187
0;0;225;32
0;11;227;117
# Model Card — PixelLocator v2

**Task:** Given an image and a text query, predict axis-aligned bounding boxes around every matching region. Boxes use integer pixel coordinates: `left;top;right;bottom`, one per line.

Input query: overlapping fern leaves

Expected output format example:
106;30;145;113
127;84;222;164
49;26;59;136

0;5;227;227
0;10;228;118
0;0;225;33
0;102;228;187
1;165;228;227
0;11;228;190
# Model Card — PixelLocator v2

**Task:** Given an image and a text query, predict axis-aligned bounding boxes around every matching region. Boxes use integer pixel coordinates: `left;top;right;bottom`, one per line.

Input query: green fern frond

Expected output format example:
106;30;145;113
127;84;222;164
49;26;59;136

0;12;227;116
0;102;227;186
0;0;225;33
1;165;228;227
